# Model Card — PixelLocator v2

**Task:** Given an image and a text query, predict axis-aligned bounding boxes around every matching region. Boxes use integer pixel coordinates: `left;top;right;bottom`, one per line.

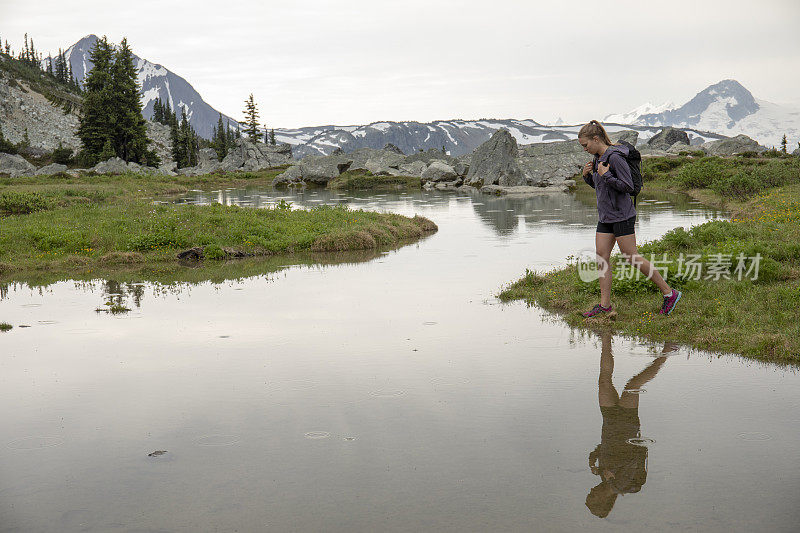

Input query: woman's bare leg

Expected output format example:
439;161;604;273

596;232;616;307
599;331;619;408
615;234;672;295
618;356;668;409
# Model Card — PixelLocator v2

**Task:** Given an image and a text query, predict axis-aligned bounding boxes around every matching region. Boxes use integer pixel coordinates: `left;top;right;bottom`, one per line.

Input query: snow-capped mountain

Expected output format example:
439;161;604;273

44;35;239;139
606;80;800;149
274;120;724;158
604;101;675;125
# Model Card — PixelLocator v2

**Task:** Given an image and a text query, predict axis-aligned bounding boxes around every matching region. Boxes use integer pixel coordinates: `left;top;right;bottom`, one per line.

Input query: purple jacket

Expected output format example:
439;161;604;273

582;144;637;223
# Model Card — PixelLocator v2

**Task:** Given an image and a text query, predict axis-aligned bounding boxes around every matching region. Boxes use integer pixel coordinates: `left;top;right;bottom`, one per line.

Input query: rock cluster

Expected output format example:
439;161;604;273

0;73;82;152
701;134;765;155
273;142;470;188
466;130;525;187
0;153;37;178
646;127;690;150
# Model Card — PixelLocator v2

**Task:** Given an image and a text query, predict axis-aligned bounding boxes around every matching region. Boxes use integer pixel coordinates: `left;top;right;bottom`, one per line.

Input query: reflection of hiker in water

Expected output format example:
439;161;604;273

585;332;676;518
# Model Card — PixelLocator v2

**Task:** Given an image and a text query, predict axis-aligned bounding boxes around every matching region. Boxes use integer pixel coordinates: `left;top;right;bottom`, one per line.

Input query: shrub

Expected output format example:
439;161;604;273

660;226;693;249
203;243;225;259
710;171;764;199
0;130;17;154
0;192;53;214
762;149;785;158
677;158;726;189
51;143;74;165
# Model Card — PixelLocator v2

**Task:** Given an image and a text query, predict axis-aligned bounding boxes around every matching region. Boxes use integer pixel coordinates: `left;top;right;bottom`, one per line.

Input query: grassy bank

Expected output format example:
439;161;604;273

0;169;437;282
500;155;800;363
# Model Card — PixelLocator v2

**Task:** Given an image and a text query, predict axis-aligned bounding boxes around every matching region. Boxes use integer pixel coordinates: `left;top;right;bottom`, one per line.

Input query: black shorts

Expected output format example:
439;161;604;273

596;216;636;237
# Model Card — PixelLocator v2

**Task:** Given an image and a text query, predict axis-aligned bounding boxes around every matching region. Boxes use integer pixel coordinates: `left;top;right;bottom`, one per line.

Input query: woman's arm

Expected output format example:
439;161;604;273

601;153;634;193
582;161;595;188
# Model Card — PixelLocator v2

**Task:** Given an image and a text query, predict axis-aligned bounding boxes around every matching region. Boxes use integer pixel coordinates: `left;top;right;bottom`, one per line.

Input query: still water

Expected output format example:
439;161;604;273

1;188;798;532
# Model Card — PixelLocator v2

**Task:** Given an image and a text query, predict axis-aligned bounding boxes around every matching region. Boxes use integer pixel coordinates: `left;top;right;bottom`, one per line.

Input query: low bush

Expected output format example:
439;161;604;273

0;191;53;214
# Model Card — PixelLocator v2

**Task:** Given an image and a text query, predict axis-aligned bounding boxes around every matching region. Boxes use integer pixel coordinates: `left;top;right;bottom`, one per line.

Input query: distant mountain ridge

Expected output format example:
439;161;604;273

274;120;724;158
44;35;239;139
605;79;800;148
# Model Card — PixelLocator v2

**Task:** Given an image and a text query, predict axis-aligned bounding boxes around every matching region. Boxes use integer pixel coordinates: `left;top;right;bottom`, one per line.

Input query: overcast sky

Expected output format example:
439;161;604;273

2;0;799;128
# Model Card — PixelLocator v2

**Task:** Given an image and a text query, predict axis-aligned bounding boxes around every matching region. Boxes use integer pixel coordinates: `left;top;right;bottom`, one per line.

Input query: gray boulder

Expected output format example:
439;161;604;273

0;153;37;177
301;153;353;183
421;161;458;182
701;134;764;155
34;163;68;176
666;141;692;154
346;148;381;171
364;150;405;175
178;148;223;176
403;148;466;175
517;138;585;185
220;138;293;171
610;130;639;146
398;160;428;176
198;148;219;165
272;153;354;186
273;165;304;187
466;129;525;187
647;127;690;150
92;157;129;174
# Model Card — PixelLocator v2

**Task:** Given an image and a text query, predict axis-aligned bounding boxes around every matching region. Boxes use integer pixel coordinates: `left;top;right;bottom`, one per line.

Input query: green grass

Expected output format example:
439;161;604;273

0;322;12;332
0;169;437;282
327;169;422;190
501;156;800;363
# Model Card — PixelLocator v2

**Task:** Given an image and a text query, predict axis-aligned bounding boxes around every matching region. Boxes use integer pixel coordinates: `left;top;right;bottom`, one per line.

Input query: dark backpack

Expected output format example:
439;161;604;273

591;141;643;205
618;140;643;206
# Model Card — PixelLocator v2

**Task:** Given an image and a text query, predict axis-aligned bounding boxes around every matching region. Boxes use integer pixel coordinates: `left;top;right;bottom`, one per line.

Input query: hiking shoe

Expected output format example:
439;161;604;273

659;289;682;315
583;304;612;318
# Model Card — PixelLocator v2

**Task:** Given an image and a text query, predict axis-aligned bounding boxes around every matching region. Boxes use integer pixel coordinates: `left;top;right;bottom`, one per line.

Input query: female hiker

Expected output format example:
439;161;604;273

578;120;681;317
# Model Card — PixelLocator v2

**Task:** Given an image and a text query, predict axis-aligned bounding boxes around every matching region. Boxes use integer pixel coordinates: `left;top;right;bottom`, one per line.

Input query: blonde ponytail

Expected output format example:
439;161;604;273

578;120;616;146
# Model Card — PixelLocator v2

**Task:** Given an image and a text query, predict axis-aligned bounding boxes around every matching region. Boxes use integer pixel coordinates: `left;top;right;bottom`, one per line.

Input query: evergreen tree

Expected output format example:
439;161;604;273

269;129;276;145
213;113;227;160
172;107;199;168
99;138;116;161
153;98;163;123
112;38;150;163
77;36;153;165
226;121;237;153
242;94;259;141
77;36;115;164
55;49;67;84
170;112;182;166
781;134;788;153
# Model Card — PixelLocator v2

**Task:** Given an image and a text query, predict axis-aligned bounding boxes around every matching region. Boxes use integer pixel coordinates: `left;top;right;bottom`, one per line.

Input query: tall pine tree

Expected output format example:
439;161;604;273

77;37;115;164
112;38;150;163
213;113;227;160
77;36;155;166
242;94;260;141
